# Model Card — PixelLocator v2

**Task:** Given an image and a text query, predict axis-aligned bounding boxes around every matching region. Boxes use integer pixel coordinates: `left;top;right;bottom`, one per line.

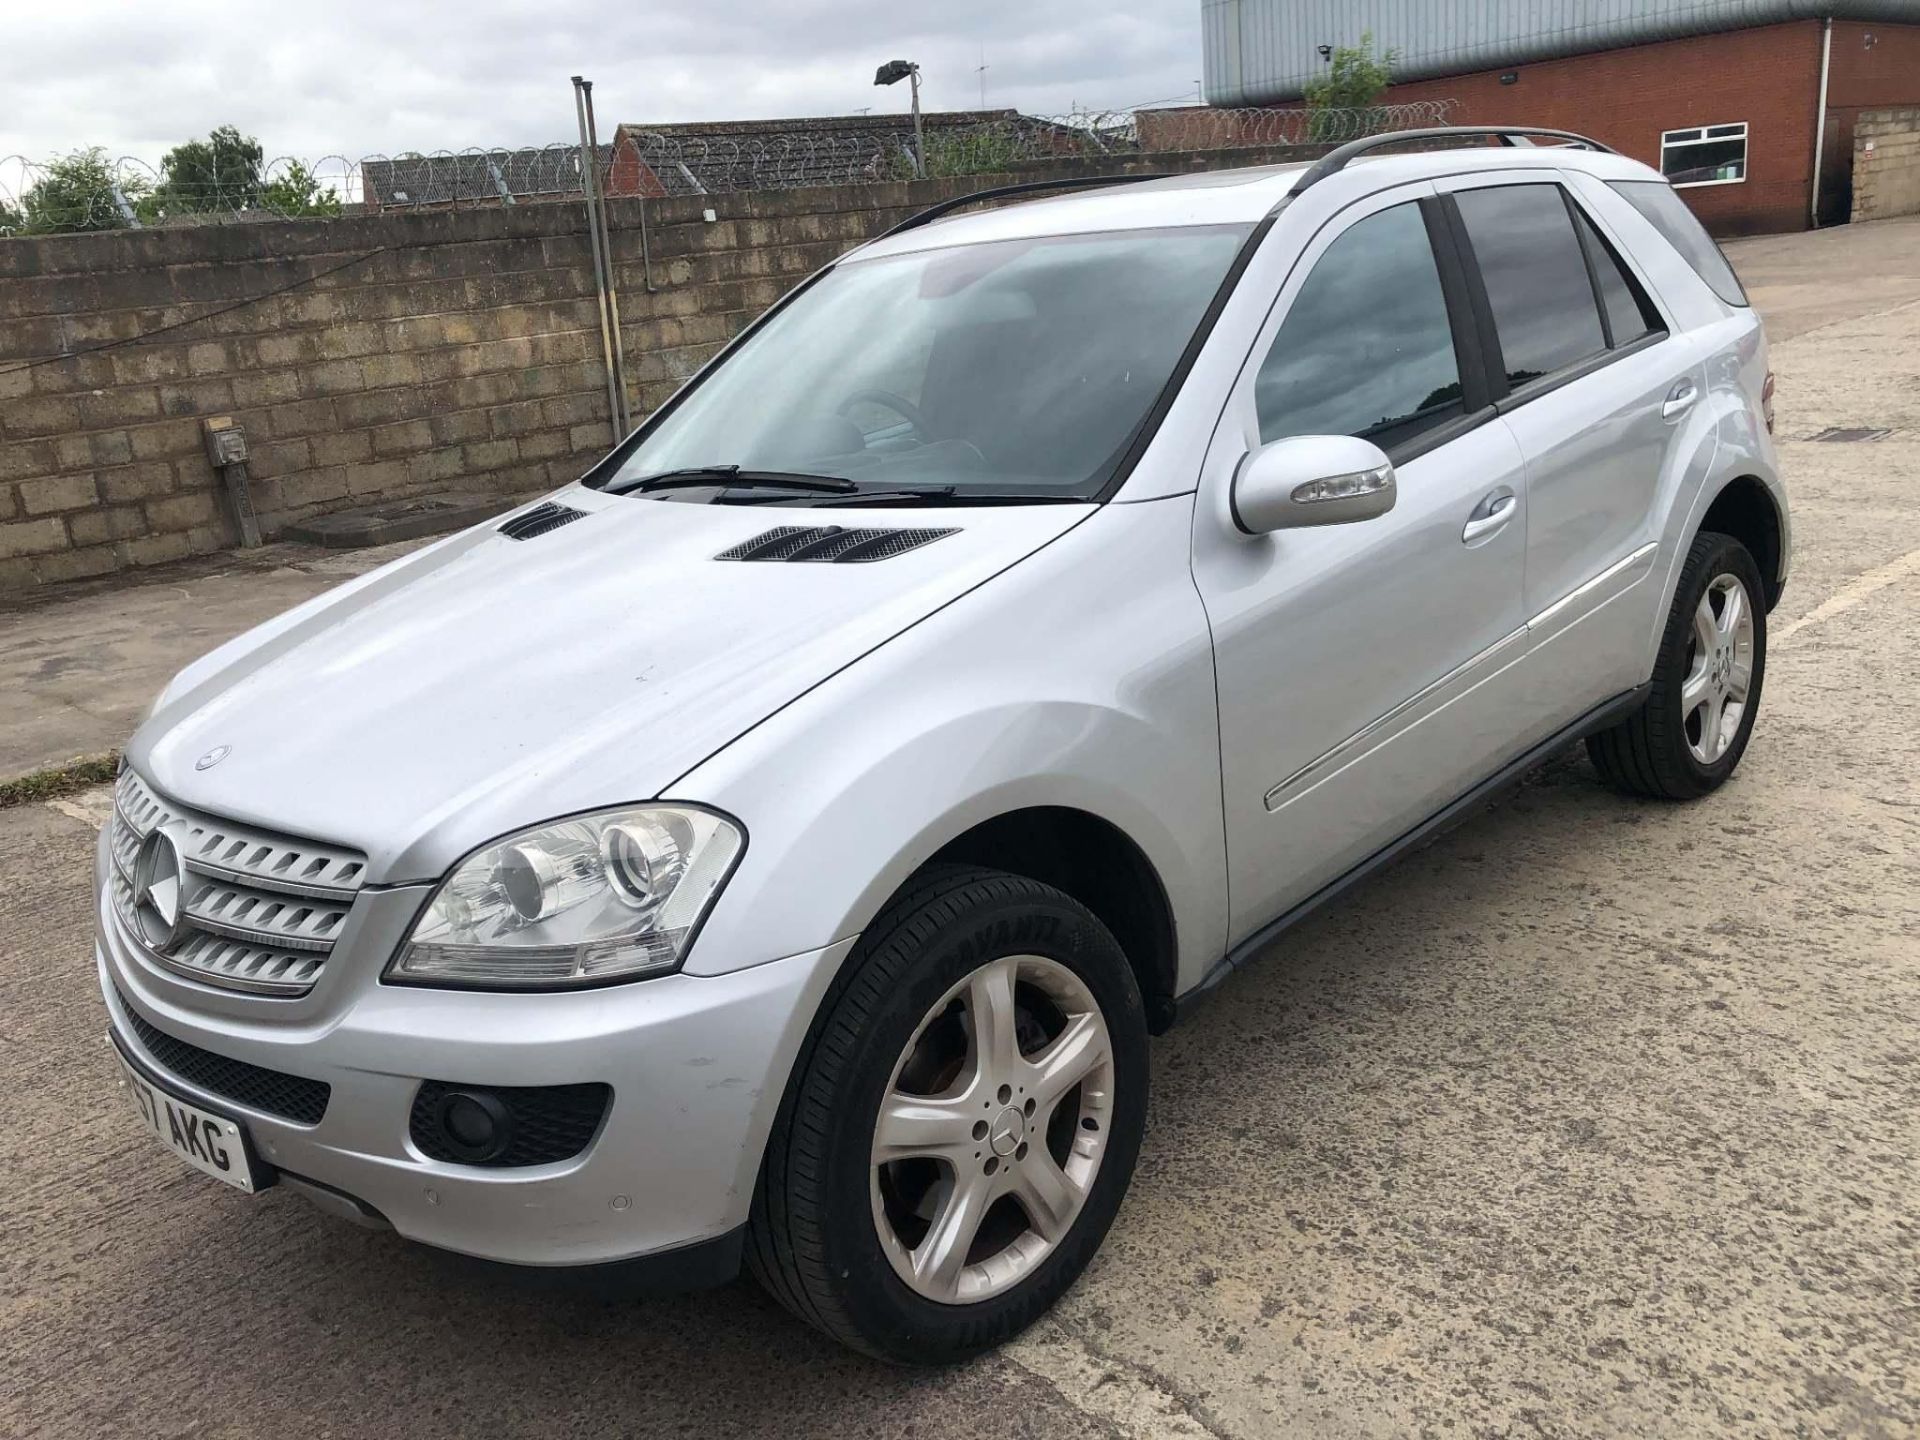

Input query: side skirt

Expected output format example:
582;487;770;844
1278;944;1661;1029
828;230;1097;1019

1173;683;1650;1018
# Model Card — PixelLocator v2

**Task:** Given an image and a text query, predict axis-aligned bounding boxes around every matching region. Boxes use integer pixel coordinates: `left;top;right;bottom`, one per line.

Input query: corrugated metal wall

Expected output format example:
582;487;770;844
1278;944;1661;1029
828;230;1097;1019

1203;0;1920;103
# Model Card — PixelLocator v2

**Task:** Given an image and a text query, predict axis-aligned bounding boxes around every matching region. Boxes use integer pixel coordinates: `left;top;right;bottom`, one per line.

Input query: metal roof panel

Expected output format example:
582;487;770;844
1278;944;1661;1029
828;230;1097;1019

1203;0;1920;103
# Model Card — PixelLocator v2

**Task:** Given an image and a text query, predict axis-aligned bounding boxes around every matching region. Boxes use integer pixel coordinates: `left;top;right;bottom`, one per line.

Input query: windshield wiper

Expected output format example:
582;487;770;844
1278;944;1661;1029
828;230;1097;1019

612;465;858;496
806;486;957;505
818;489;1087;506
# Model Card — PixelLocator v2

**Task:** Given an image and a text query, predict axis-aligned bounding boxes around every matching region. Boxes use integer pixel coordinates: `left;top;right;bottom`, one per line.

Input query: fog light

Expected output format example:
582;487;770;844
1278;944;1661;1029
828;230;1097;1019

434;1089;513;1164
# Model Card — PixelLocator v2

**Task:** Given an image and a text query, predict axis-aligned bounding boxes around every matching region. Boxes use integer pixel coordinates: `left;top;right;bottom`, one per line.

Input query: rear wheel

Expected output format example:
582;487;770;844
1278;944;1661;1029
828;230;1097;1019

1588;530;1766;799
748;864;1148;1363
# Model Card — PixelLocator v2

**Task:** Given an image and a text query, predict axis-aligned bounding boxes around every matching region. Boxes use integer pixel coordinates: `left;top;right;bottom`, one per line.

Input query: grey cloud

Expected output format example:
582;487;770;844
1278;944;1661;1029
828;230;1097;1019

0;0;1202;165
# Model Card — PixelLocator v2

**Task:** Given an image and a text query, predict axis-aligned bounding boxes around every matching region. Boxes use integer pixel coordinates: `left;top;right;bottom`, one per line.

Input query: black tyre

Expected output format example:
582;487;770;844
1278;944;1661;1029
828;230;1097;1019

1588;530;1767;800
747;863;1149;1363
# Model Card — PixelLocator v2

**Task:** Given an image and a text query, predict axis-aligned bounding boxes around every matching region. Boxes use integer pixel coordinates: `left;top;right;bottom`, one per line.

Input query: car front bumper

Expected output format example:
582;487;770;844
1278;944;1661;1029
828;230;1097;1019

98;907;850;1269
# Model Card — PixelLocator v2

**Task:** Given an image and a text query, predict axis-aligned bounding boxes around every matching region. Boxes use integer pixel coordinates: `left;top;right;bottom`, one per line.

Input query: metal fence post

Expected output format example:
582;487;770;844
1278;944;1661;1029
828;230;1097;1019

573;76;626;445
581;80;634;432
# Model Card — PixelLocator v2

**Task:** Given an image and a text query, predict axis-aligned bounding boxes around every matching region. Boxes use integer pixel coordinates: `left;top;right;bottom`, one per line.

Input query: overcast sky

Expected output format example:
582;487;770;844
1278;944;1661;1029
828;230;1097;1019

0;0;1205;168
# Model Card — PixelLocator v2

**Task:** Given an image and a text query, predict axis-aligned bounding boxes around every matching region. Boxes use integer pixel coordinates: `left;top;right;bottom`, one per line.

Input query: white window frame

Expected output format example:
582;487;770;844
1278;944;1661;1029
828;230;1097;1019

1659;122;1749;189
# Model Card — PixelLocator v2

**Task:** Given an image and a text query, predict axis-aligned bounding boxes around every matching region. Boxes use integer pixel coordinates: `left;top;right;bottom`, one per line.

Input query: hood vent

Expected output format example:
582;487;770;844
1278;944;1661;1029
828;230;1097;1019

499;501;589;540
716;525;959;564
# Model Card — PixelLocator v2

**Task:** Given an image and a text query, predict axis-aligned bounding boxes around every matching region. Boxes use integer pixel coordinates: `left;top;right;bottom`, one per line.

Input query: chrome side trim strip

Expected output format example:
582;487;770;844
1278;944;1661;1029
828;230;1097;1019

1187;684;1653;1013
1258;543;1660;818
1264;625;1529;812
1526;542;1659;635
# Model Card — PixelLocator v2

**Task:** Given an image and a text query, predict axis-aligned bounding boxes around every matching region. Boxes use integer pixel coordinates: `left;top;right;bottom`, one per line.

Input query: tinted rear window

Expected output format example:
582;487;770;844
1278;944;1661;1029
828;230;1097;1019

1570;205;1662;347
1609;180;1748;307
1454;183;1607;390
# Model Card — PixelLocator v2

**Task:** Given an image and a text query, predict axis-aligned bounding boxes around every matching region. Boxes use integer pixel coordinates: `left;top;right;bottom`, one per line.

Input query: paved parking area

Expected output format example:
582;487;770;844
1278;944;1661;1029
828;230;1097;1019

4;217;1918;1439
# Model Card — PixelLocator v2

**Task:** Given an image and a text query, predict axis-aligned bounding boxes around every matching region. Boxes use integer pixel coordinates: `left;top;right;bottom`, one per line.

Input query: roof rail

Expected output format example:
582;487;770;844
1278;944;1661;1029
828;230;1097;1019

1289;127;1616;196
878;173;1173;239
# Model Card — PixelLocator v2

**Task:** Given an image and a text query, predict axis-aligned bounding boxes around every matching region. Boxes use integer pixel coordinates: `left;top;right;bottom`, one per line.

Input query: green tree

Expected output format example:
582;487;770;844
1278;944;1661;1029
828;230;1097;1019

149;124;263;218
260;160;342;217
19;148;146;233
1303;31;1396;142
0;196;22;236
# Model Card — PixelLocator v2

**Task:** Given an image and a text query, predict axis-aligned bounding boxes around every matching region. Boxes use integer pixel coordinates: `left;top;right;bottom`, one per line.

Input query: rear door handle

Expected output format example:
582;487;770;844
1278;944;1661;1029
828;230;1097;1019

1462;488;1517;544
1662;379;1699;419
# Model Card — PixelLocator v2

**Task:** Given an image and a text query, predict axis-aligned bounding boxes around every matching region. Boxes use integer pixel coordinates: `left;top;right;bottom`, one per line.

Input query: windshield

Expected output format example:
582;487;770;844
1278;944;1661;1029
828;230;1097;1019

600;224;1252;501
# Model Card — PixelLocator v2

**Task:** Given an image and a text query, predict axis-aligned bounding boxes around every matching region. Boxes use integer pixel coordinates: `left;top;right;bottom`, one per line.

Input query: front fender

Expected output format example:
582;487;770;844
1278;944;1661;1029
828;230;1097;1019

670;498;1229;995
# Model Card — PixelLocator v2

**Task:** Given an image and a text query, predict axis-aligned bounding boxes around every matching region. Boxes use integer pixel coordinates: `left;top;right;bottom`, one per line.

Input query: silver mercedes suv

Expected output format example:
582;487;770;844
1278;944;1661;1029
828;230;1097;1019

100;129;1787;1362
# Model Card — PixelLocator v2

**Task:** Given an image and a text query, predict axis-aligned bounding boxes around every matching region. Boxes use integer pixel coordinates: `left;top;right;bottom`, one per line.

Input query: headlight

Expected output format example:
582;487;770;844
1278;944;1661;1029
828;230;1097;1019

388;805;744;989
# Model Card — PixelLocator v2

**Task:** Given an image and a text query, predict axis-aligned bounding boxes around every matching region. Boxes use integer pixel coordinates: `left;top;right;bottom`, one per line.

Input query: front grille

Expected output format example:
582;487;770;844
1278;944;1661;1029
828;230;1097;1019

108;770;366;997
410;1080;611;1167
116;985;331;1124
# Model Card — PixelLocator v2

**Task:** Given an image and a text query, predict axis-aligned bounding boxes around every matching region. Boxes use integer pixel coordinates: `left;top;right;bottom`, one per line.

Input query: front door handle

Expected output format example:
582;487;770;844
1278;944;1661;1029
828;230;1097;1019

1462;487;1517;544
1662;378;1700;419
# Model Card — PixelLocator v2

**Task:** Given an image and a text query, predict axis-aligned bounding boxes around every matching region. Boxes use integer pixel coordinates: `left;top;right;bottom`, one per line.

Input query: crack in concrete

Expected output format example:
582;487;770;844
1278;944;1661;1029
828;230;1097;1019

1006;1316;1239;1440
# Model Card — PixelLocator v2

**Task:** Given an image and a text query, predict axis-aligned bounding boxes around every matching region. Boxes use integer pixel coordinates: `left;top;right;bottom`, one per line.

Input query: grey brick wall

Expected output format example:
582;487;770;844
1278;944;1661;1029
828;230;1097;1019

1851;107;1920;224
0;144;1311;590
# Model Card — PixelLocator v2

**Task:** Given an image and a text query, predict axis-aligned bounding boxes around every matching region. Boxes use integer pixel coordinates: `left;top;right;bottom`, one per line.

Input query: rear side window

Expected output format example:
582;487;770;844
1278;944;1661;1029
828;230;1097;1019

1569;206;1662;347
1254;201;1465;453
1453;184;1606;389
1609;180;1748;307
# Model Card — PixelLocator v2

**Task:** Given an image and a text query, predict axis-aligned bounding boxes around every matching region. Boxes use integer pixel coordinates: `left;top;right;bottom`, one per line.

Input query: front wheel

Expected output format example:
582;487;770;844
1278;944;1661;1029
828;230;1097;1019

1588;530;1767;800
747;865;1149;1363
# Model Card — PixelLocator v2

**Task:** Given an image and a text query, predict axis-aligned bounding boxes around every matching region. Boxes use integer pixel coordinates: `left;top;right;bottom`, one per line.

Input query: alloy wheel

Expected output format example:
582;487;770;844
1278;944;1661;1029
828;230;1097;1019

870;953;1115;1305
1682;572;1756;765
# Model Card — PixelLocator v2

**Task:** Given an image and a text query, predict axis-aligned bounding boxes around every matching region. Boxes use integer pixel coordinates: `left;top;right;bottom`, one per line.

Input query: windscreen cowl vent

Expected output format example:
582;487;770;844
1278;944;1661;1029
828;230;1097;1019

716;525;959;564
499;501;589;541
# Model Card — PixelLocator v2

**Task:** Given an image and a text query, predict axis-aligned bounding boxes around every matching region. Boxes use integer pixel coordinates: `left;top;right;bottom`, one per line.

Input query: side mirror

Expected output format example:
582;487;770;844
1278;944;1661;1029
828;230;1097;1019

1230;435;1397;535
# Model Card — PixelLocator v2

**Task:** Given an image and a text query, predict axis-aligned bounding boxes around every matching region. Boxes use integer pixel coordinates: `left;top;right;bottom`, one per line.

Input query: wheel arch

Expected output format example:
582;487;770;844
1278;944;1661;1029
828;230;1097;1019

927;805;1181;1034
1697;474;1787;610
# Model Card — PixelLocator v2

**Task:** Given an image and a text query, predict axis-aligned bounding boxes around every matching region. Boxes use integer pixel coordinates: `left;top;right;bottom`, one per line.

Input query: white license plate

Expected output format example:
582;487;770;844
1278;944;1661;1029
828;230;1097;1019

113;1042;261;1194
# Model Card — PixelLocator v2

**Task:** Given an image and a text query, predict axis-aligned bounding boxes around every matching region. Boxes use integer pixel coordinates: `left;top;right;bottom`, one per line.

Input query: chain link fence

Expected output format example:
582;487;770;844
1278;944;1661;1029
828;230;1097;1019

1;101;1457;235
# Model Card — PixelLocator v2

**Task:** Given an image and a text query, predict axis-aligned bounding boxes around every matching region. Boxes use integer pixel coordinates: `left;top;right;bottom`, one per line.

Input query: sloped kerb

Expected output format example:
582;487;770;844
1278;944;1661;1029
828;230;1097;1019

282;492;514;549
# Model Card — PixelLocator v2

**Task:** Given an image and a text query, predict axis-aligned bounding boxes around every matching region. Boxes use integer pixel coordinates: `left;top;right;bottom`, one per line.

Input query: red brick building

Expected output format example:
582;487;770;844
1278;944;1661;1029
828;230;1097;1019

1385;20;1920;233
1202;1;1920;233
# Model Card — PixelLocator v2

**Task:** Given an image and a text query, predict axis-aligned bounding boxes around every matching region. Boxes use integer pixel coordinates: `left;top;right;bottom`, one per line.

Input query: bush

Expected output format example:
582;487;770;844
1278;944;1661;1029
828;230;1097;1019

260;161;343;217
19;148;147;233
887;129;1025;180
1304;32;1397;143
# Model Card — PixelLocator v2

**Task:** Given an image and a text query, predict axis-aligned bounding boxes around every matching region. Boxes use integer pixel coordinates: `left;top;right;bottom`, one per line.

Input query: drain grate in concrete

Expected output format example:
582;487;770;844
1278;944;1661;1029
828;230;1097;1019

1807;427;1894;443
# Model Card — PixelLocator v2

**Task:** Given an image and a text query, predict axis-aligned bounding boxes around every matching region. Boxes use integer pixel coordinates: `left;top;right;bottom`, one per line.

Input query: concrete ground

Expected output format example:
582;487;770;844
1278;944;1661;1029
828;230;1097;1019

3;216;1918;1439
0;538;423;781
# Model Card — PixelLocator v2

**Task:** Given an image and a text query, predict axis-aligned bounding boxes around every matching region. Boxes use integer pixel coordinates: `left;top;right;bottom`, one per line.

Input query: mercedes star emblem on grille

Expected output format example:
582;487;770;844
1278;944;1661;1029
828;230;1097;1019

131;825;190;950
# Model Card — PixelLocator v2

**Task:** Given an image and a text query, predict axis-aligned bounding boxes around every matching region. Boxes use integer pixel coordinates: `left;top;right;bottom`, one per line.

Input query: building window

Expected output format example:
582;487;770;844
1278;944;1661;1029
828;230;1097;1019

1660;123;1748;188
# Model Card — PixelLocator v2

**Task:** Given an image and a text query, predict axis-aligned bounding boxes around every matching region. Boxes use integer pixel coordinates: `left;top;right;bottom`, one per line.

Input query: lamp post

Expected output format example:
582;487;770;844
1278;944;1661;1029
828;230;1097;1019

875;59;925;178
